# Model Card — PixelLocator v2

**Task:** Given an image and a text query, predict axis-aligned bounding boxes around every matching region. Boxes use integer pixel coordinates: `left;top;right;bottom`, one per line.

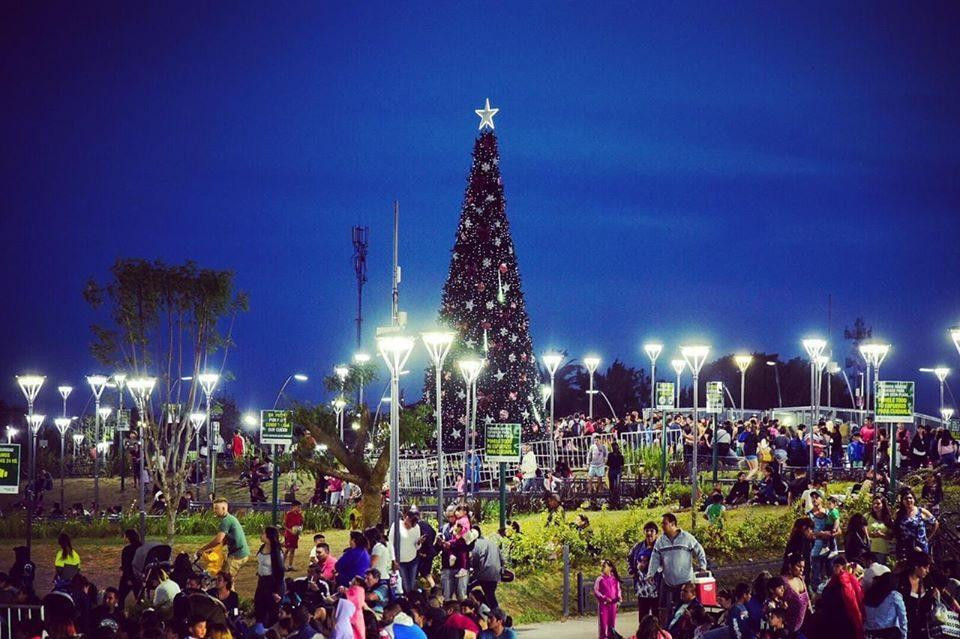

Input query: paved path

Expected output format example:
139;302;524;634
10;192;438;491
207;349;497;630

515;614;636;638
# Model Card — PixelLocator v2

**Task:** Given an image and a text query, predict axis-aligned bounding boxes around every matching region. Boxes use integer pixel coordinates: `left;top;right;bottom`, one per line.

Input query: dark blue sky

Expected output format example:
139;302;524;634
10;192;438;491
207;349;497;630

2;2;959;415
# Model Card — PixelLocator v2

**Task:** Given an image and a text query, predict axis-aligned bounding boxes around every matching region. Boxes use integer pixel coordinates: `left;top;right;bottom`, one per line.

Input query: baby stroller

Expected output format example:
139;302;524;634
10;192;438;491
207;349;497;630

133;541;172;602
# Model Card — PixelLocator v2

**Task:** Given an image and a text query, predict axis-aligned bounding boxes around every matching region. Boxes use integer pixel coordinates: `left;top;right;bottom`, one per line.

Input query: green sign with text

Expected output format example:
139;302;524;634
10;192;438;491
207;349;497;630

485;423;522;463
706;381;724;414
656;382;675;409
260;410;293;445
0;444;21;495
875;381;914;423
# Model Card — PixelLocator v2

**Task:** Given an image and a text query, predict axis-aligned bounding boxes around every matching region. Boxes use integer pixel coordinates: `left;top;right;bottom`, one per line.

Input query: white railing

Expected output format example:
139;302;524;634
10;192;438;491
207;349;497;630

398;428;684;491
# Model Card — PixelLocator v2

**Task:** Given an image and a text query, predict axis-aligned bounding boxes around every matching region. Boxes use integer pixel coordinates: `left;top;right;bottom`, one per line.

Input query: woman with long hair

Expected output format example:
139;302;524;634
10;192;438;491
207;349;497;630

893;488;938;560
867;495;894;564
253;526;285;625
118;528;142;607
335;530;371;589
630;614;672;639
844;513;871;566
864;572;907;639
782;519;814;578
54;532;80;581
594;559;622;639
897;551;932;639
781;553;811;634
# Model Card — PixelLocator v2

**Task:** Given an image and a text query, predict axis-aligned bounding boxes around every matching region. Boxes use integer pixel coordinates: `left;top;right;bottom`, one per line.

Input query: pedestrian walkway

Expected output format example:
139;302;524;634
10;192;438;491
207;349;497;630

516;614;636;638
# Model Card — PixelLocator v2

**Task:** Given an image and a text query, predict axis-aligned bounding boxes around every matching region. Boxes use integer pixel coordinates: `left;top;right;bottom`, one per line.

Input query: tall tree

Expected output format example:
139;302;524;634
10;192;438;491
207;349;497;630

84;259;248;541
426;127;540;448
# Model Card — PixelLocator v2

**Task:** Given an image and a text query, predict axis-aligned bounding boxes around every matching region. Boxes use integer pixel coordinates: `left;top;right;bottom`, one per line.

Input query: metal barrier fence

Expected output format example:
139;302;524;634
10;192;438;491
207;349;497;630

0;605;43;639
398;406;946;492
399;428;684;491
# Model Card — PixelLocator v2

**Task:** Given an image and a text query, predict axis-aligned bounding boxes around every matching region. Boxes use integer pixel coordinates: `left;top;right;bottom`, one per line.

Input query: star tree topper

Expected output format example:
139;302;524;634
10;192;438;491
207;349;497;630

475;97;499;130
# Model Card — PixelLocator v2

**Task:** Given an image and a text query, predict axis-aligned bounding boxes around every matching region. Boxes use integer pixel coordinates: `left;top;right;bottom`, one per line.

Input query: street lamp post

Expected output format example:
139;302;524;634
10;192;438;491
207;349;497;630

17;375;44;554
273;374;309;409
333;399;347;441
671;360;686;409
542;353;563;471
86;375;109;507
54;417;71;508
457;358;484;496
859;342;890;473
57;386;73;419
127;377;156;539
189;412;207;480
114;375;127;491
734;355;752;420
681;345;709;532
920;367;950;415
423;332;455;524
583;356;601;419
826;362;840;409
353;353;370;409
644;344;663;420
802;339;827;477
197;373;220;499
97;407;112;485
377;334;415;561
6;426;18;444
765;361;783;408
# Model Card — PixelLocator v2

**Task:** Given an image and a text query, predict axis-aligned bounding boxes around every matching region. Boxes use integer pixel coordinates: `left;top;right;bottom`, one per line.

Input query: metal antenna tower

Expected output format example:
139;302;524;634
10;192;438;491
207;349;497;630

352;225;369;348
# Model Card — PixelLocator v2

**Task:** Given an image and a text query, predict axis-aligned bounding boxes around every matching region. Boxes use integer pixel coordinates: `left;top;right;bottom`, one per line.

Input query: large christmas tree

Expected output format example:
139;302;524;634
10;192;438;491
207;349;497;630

427;101;541;451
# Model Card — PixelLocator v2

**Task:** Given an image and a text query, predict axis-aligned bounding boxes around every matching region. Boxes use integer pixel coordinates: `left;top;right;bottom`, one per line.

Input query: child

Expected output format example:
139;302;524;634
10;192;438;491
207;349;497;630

847;433;865;469
186;615;207;639
594;559;622;639
283;500;304;571
706;493;725;528
762;576;787;630
824;497;841;555
728;582;752;639
450;505;473;578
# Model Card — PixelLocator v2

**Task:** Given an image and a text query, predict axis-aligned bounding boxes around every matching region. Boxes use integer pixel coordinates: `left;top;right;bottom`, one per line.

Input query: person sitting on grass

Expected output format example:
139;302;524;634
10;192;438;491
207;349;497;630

726;472;751;506
705;493;725;528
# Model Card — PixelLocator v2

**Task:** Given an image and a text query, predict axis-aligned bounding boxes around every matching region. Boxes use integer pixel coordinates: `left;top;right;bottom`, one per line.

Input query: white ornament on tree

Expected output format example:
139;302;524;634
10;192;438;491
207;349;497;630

475;97;499;130
465;300;475;311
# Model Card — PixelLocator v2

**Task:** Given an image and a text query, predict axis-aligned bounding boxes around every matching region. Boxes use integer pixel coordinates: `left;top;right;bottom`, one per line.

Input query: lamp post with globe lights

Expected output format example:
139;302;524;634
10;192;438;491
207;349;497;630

377;334;415;560
542;352;564;469
422;331;455;523
801;339;827;477
127;377;156;538
457;358;484;495
734;355;753;420
583;356;601;419
196;373;220;498
644;343;663;419
681;344;710;531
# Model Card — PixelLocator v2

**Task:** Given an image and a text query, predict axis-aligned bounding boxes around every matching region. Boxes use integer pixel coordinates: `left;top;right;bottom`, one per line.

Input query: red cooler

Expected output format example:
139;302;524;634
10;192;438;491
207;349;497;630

694;571;717;607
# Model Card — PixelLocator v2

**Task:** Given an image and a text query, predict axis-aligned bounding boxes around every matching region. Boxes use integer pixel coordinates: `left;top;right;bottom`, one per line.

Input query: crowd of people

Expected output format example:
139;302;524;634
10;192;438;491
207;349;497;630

1;497;517;639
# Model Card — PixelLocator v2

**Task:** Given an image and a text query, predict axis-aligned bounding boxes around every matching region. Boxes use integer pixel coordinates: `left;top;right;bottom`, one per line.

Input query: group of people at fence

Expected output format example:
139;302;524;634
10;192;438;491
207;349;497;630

0;496;518;639
588;469;956;639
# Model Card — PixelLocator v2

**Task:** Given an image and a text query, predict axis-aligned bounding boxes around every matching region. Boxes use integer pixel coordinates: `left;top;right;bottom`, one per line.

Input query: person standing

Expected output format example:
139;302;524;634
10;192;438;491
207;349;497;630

595;559;623;639
470;526;504;609
520;445;538;492
864;572;907;639
282;500;304;571
118;528;142;608
814;556;864;639
254;527;286;626
608;441;625;507
197;499;250;583
893;488;938;560
587;436;608;494
628;522;660;622
389;508;424;594
645;513;707;628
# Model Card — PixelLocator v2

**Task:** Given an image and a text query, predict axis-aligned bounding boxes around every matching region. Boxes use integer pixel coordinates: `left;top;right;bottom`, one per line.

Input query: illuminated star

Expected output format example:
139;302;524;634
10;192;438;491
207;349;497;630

495;369;506;382
475;98;499;130
450;428;462;440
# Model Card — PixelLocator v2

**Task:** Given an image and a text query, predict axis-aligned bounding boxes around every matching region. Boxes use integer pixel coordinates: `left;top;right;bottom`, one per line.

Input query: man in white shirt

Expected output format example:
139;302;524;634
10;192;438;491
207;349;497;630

586;435;608;494
519;445;538;492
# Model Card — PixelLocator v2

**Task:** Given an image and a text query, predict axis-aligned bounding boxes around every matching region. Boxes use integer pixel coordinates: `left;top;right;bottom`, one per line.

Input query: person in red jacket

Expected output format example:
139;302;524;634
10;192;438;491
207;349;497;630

815;554;864;639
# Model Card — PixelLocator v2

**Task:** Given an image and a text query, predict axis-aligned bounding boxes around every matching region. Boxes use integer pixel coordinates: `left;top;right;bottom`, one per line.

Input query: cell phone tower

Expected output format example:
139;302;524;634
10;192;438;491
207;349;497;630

352;225;369;348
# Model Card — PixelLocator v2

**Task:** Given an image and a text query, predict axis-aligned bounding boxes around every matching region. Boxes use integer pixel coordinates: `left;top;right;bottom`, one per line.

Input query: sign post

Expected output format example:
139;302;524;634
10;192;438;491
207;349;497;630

706;382;724;481
656;382;675;485
261;410;293;525
0;444;21;495
875;381;914;497
485;423;521;532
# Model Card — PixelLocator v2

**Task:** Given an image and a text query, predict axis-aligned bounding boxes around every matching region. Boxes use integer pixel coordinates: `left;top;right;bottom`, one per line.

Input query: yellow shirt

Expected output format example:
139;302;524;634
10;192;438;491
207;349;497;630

55;549;81;569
